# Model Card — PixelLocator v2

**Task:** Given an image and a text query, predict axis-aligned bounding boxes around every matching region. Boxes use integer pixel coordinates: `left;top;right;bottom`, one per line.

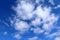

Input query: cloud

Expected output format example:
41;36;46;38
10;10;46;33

54;5;60;9
35;0;40;4
42;14;58;31
55;36;60;40
20;1;34;13
46;31;60;38
35;0;44;4
14;19;30;33
14;33;22;40
12;0;58;33
28;36;39;40
49;0;55;5
11;0;59;39
3;31;8;35
32;27;44;34
0;20;9;27
31;18;42;27
13;0;34;20
33;6;51;19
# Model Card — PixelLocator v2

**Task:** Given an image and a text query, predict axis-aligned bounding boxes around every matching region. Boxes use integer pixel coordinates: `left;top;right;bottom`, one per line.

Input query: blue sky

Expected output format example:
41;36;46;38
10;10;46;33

0;0;60;40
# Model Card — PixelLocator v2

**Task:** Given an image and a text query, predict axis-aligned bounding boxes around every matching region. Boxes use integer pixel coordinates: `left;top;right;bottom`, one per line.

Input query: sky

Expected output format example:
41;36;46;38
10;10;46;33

0;0;60;40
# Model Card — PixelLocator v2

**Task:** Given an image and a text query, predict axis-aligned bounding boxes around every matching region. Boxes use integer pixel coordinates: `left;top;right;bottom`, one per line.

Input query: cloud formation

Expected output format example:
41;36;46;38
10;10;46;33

11;0;59;40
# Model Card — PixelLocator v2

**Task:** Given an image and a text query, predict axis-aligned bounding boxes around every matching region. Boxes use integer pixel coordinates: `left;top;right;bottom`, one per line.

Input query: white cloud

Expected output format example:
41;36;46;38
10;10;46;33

34;6;51;20
14;20;30;33
28;36;38;40
35;0;44;4
49;0;55;5
14;33;22;40
55;36;60;40
42;23;52;31
31;18;42;27
20;1;34;13
11;0;59;39
3;31;8;35
54;5;60;9
42;14;58;31
32;27;44;34
35;0;40;4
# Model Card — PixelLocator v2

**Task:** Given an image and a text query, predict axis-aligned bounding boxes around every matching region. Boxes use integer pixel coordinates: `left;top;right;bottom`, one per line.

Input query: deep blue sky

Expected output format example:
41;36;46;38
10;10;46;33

0;0;16;20
0;0;16;40
0;0;60;40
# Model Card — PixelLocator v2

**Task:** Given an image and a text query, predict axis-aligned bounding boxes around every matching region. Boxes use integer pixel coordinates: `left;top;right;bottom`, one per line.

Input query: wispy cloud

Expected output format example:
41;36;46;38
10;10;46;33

14;20;30;33
0;20;9;27
49;0;55;5
54;5;60;9
31;27;44;34
46;31;60;39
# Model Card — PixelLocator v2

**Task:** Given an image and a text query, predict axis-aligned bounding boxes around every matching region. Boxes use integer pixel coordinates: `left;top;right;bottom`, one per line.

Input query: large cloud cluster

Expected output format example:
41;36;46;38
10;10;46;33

11;0;59;40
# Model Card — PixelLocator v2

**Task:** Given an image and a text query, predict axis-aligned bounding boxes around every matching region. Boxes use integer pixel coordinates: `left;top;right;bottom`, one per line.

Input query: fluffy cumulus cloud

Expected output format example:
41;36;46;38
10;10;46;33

13;0;34;20
14;20;30;33
31;27;44;34
10;0;60;40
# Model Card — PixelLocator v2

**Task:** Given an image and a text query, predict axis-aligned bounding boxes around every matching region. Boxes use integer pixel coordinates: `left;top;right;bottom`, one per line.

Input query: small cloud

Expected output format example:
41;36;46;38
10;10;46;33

54;5;60;9
0;20;9;27
20;1;34;13
49;0;55;5
46;31;60;38
14;20;30;33
35;0;44;4
3;31;8;35
55;36;60;40
31;27;44;34
28;36;38;40
14;33;22;40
